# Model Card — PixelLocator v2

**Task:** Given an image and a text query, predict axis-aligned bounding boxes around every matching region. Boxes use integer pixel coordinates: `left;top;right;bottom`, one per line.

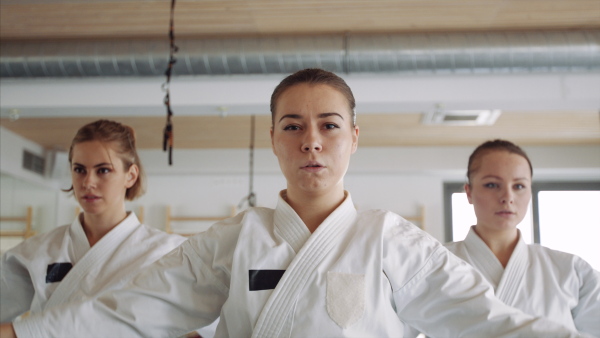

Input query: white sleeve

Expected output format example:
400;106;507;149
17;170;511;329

13;235;232;338
572;258;600;336
0;250;35;323
390;246;588;337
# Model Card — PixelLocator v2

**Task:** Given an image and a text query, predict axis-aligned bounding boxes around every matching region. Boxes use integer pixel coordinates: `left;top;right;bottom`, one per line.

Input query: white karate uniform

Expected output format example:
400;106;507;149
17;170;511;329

444;227;600;336
13;192;589;337
1;212;186;322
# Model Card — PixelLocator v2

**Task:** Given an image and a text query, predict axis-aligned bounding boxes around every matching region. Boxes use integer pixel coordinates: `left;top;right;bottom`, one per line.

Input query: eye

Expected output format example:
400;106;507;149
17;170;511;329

323;123;339;130
97;167;112;174
484;182;499;189
283;124;301;131
515;183;526;190
73;166;85;174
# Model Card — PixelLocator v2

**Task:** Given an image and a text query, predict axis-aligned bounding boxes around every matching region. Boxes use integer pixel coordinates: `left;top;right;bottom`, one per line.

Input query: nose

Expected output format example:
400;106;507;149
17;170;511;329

82;173;97;189
301;128;322;152
500;187;514;204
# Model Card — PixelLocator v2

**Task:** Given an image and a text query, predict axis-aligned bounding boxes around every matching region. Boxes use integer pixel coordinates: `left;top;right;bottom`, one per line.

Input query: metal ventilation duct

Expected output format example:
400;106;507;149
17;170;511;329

1;30;599;78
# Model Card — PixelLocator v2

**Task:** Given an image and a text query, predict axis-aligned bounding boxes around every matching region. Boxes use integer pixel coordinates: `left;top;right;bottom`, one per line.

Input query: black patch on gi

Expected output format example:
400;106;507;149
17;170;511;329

249;270;286;291
46;262;73;283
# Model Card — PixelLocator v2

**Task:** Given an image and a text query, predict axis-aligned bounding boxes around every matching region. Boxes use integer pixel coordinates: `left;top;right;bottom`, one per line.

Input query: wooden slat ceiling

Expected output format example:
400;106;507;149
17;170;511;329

1;112;599;151
1;0;599;40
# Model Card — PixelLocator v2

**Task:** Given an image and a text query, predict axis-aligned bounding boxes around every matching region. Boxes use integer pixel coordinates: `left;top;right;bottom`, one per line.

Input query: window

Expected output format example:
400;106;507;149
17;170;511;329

532;182;600;270
444;181;600;270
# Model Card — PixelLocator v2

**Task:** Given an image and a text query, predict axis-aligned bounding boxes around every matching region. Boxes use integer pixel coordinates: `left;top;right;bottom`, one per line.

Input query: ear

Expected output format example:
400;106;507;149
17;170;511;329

270;127;277;156
125;164;139;189
351;125;359;154
464;183;474;205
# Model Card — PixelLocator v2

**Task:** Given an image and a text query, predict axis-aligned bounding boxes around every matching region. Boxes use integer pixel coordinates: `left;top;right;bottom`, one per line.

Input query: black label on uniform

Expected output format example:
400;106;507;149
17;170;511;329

46;262;73;283
249;270;286;291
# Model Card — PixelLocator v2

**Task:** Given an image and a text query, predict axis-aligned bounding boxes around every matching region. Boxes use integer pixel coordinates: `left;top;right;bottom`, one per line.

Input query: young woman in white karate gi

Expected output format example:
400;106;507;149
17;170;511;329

444;140;600;335
0;71;592;338
0;120;186;323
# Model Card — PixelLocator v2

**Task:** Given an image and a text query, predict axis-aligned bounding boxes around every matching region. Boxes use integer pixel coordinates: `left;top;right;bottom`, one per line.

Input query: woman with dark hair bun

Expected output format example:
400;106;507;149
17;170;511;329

0;119;186;323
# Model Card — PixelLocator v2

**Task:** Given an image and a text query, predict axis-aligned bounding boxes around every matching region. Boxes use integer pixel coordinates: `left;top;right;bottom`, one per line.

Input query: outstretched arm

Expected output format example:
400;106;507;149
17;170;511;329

394;247;587;337
13;238;231;338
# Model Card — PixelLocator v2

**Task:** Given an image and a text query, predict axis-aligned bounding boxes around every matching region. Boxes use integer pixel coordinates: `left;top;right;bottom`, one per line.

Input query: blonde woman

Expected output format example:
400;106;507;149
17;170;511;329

0;120;186;322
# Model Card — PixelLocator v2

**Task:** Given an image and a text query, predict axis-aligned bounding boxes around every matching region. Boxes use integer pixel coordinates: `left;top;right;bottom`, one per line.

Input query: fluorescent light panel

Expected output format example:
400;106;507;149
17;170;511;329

422;109;501;126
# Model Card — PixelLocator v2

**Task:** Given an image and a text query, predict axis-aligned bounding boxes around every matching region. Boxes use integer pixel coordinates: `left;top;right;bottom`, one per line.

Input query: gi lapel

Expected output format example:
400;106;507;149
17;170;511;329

44;213;140;309
251;193;357;338
463;227;505;289
495;231;528;306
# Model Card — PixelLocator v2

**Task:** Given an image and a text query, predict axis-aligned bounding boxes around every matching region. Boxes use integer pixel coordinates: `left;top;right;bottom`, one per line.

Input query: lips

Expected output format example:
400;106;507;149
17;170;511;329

496;210;515;216
301;161;325;168
301;161;325;172
82;194;101;202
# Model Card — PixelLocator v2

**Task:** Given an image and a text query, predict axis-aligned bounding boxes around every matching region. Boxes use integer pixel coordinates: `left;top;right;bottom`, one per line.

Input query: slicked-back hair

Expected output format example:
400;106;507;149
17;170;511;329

466;139;533;185
270;68;356;127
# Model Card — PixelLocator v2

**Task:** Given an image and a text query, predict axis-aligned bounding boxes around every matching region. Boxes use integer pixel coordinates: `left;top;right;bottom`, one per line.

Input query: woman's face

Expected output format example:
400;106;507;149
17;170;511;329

71;140;137;217
466;150;532;233
271;83;359;197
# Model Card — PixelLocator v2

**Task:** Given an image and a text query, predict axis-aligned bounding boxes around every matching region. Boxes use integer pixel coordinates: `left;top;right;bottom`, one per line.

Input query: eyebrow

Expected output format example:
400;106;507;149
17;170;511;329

73;162;113;168
481;175;530;181
278;112;345;123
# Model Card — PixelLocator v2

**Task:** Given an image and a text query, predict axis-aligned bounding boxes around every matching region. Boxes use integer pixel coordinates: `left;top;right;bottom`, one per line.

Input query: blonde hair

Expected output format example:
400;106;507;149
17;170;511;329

66;119;146;200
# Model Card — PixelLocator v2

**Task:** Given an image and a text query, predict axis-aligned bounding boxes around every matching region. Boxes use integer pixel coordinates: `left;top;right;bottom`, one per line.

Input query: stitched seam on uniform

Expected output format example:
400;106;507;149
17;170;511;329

253;196;356;337
496;234;527;304
262;212;344;335
393;246;446;293
45;214;141;309
274;197;310;252
185;240;230;295
465;228;504;286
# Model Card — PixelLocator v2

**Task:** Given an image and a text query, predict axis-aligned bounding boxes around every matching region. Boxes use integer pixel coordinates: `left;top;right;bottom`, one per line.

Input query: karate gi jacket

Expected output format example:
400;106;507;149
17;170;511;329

1;212;186;322
444;227;600;336
13;192;591;337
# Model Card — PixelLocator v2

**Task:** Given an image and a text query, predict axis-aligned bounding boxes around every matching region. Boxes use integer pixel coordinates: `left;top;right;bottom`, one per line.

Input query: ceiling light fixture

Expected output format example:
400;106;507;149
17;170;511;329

422;105;501;126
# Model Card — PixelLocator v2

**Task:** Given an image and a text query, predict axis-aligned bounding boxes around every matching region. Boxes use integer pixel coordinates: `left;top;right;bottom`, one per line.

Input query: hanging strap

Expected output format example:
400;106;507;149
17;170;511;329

162;0;177;165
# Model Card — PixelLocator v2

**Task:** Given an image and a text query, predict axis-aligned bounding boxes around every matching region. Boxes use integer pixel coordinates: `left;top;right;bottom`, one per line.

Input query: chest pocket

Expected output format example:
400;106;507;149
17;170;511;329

326;271;365;329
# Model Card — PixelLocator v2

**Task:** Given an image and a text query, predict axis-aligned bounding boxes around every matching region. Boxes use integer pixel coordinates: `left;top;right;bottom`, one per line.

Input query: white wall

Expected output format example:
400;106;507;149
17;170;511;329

2;125;599;244
0;128;62;242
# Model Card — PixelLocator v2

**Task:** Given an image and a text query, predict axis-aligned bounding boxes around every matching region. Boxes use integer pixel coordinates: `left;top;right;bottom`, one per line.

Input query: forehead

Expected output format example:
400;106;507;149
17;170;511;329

72;141;118;164
475;150;531;176
273;83;351;120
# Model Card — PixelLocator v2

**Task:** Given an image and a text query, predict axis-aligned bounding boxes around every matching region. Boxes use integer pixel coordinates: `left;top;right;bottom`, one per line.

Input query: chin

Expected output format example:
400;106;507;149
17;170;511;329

297;182;329;194
80;205;104;215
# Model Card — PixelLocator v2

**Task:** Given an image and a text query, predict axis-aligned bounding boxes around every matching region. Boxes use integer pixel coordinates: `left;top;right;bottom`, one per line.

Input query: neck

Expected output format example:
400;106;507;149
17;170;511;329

81;208;128;246
473;225;519;268
284;187;346;233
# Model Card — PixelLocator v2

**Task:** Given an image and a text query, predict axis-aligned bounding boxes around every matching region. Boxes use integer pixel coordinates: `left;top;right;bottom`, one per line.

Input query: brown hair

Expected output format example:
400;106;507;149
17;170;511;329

270;68;356;126
467;139;533;185
66;119;145;200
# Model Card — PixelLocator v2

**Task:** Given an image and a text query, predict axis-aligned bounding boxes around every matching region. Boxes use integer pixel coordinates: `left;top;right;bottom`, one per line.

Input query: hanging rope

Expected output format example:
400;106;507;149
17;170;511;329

248;114;256;207
162;0;178;165
239;115;257;209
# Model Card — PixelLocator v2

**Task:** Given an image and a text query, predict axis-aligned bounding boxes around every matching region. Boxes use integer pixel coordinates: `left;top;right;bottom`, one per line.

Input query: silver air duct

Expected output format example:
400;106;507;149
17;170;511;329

1;30;598;78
